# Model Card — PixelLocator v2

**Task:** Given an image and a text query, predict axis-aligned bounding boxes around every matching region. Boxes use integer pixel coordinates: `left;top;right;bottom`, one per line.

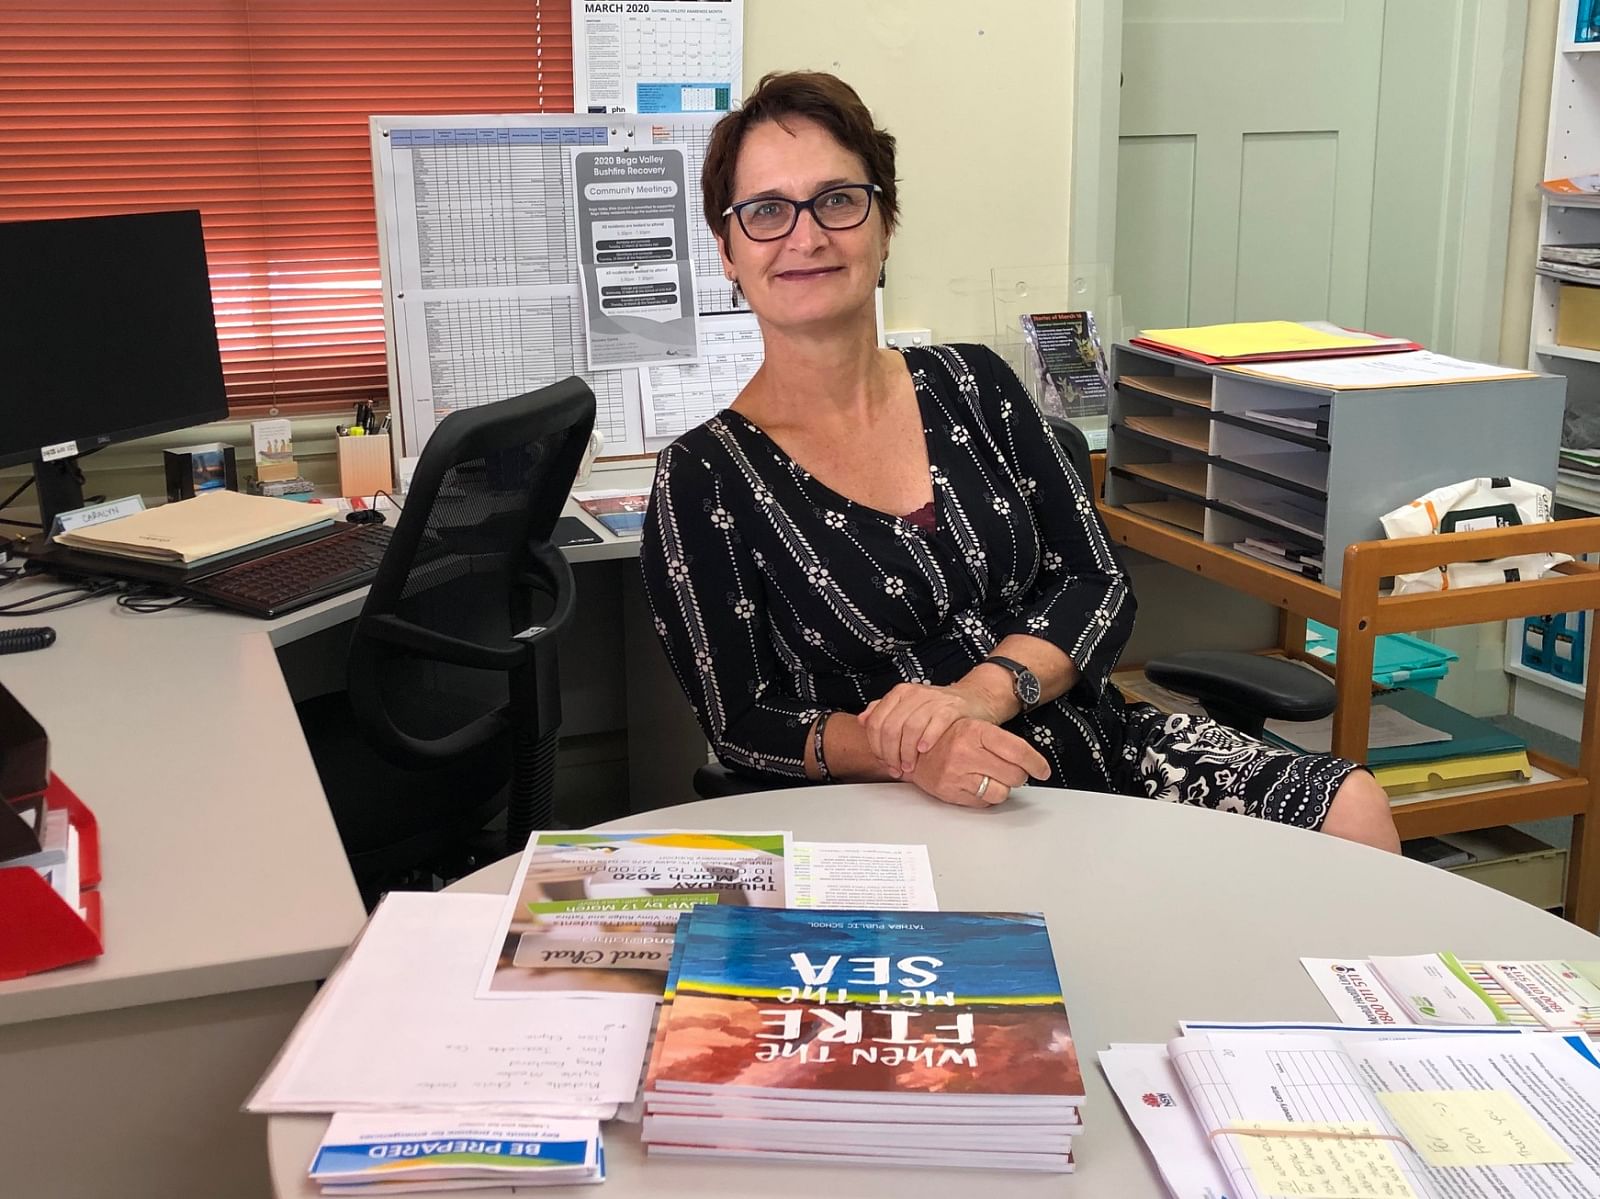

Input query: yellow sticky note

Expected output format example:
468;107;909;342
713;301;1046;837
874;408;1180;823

1376;1090;1572;1168
1228;1122;1418;1199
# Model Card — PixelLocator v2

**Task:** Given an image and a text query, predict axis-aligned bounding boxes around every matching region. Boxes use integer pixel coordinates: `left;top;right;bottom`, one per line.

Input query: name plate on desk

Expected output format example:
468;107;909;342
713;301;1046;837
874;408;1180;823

50;495;146;537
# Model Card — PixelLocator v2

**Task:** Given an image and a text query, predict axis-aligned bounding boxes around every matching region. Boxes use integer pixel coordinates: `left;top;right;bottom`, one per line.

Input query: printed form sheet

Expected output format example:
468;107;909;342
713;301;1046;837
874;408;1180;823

374;113;742;458
1168;1031;1600;1199
641;311;762;439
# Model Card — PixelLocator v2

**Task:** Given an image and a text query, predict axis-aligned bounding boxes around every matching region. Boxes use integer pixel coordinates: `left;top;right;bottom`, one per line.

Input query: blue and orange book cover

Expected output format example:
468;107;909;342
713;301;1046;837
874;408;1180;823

652;907;1083;1102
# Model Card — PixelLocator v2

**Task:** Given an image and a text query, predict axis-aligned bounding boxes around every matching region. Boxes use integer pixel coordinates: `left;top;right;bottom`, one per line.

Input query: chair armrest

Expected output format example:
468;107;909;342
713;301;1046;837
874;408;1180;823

1142;651;1336;737
363;614;530;670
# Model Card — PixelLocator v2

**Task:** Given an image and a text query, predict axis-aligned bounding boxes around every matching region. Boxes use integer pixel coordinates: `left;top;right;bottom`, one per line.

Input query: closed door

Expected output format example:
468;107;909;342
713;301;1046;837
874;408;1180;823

1116;1;1384;332
1108;1;1525;356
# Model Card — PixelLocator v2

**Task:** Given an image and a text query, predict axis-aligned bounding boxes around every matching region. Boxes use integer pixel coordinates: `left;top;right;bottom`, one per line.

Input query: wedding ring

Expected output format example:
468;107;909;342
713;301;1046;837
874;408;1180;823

975;774;991;800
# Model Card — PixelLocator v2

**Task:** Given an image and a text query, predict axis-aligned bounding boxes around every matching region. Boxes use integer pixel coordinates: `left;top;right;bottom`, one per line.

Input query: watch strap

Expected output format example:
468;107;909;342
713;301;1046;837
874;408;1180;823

983;655;1041;711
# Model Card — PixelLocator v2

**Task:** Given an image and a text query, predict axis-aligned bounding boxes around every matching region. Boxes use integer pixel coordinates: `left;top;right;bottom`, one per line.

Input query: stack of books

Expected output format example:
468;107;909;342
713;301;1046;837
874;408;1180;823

640;906;1084;1172
1537;241;1600;286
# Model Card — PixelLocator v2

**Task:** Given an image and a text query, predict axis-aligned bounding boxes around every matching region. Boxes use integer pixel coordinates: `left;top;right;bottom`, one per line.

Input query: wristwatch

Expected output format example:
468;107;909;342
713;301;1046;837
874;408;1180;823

983;655;1043;712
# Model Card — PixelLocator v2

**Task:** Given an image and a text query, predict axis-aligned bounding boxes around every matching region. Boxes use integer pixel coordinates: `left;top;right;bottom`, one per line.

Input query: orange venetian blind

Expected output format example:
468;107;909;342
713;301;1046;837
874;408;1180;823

0;0;573;412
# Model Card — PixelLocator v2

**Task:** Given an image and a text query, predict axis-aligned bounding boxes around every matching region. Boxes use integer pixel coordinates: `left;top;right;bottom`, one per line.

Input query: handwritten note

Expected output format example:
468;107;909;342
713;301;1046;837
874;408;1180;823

246;892;657;1115
1377;1090;1572;1168
1228;1122;1418;1199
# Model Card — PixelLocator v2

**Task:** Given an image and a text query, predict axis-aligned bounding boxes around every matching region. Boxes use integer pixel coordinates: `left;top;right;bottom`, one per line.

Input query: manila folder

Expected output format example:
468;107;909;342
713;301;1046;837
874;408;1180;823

55;490;332;564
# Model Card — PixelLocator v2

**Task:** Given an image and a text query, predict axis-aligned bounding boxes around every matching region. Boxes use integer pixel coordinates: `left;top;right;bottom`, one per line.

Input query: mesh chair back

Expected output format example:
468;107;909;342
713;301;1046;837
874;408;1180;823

347;378;595;767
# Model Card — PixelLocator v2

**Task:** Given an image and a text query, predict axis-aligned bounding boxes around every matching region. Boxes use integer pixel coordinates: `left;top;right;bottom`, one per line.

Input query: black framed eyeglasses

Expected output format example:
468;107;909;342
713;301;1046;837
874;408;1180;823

723;183;882;242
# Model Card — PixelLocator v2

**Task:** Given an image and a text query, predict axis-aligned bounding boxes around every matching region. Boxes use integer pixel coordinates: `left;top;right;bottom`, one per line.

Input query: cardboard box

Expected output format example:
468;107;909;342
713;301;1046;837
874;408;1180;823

1556;283;1600;351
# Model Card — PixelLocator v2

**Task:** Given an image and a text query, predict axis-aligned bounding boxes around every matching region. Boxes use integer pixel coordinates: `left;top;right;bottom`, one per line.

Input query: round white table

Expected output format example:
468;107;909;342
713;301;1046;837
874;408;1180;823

266;783;1600;1197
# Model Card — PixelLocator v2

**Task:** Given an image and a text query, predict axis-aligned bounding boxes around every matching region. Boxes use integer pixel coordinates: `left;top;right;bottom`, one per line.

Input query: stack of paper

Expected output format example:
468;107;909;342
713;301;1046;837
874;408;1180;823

247;893;657;1117
1101;1021;1600;1199
641;906;1084;1172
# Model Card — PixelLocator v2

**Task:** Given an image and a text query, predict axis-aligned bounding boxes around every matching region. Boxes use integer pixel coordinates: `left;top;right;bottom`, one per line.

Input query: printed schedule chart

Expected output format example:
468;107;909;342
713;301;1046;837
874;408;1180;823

375;115;731;459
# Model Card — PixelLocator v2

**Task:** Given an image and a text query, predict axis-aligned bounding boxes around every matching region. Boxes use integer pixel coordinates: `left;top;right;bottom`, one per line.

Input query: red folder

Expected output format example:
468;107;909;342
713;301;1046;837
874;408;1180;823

0;773;103;981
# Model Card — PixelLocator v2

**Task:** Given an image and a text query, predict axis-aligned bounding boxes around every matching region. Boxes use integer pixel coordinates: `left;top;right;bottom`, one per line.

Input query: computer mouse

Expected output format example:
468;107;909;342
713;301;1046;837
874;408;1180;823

346;509;386;525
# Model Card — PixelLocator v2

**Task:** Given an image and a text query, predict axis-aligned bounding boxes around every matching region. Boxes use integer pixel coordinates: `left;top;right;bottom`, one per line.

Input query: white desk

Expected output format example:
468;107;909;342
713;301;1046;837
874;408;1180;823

264;784;1600;1198
0;465;702;1199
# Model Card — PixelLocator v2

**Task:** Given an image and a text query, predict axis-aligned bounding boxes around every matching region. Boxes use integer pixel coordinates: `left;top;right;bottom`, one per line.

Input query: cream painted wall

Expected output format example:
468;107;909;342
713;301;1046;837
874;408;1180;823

742;1;1075;344
1500;1;1558;366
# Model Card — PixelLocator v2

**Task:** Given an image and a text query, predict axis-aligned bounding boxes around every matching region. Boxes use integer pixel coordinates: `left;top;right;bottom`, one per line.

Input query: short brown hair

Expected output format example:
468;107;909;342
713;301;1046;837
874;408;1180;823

701;71;899;237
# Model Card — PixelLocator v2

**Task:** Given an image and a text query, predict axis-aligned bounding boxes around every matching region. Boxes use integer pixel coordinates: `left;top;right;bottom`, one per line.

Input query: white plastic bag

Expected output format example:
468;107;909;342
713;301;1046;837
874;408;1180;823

1379;477;1567;595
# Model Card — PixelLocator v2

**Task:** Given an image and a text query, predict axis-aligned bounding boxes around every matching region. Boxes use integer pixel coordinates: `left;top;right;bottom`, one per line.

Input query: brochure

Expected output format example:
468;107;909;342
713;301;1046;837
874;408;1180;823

478;829;791;999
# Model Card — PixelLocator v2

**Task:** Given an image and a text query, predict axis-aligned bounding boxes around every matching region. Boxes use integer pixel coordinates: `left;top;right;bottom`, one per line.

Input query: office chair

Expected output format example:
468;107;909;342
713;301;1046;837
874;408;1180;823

690;413;1335;799
297;378;596;907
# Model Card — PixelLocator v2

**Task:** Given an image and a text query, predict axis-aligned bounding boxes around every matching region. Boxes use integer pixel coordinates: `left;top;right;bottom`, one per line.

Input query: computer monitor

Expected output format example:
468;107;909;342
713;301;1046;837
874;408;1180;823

0;209;229;531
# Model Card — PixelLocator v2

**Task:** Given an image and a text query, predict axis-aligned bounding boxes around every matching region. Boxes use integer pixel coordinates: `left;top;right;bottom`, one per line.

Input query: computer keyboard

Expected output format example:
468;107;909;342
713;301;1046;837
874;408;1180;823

184;523;394;618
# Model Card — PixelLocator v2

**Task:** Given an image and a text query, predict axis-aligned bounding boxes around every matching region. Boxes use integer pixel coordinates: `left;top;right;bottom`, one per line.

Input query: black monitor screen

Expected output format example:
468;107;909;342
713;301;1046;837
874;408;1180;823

0;209;229;469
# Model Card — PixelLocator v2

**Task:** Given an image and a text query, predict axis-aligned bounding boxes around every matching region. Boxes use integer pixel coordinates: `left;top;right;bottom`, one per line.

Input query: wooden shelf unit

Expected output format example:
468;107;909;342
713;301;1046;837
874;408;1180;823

1098;500;1600;930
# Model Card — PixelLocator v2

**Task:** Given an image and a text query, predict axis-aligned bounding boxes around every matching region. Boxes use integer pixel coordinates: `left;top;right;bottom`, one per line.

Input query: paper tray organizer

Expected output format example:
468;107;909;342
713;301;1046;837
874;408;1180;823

0;773;103;981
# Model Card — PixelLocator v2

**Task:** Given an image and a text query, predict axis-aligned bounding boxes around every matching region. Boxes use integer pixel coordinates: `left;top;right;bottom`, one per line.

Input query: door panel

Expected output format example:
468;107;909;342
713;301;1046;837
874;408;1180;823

1235;131;1338;319
1116;3;1384;331
1114;135;1196;332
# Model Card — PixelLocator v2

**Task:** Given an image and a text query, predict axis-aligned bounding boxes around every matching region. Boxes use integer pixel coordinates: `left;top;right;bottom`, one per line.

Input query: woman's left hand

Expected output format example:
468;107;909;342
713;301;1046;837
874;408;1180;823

860;682;1002;777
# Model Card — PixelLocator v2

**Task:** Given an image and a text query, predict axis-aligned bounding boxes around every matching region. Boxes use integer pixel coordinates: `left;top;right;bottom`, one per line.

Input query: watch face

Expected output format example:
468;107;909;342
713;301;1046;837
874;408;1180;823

1016;669;1042;708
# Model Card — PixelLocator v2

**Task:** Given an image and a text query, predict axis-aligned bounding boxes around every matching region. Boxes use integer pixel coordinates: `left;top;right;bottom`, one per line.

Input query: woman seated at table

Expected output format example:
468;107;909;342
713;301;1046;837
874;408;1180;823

639;71;1399;852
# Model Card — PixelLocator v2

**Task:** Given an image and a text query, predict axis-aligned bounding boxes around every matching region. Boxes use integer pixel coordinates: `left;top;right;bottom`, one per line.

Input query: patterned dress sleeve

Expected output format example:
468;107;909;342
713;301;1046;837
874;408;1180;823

639;441;821;781
974;346;1137;705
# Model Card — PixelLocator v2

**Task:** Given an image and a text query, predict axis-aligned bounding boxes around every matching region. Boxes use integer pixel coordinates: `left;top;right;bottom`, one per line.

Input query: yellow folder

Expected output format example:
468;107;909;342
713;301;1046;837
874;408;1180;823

1372;750;1534;797
1137;320;1381;359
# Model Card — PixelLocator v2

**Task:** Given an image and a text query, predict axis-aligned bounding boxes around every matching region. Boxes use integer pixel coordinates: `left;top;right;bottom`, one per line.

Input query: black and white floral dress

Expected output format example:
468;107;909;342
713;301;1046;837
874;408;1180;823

640;343;1360;829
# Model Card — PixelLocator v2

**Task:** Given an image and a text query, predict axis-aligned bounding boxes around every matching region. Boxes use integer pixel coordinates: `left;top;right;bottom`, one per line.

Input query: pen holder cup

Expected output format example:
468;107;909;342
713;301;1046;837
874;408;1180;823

336;434;394;498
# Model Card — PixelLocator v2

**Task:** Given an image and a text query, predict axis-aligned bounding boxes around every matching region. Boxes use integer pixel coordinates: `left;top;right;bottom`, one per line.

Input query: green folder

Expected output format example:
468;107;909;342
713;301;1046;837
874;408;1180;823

1264;687;1525;765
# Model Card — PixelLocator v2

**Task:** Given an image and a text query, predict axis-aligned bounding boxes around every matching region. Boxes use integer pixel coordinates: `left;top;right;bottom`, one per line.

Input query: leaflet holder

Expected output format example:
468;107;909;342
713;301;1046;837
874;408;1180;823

987;263;1122;449
0;680;103;980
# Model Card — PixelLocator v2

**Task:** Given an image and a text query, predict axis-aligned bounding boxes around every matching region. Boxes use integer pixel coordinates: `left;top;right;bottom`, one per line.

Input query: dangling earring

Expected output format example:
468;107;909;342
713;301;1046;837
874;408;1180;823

877;263;887;288
731;279;745;307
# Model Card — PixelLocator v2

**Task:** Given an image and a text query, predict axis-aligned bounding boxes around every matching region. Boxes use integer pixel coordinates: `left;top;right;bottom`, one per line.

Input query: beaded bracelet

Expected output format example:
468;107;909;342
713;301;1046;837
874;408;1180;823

813;711;834;782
